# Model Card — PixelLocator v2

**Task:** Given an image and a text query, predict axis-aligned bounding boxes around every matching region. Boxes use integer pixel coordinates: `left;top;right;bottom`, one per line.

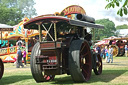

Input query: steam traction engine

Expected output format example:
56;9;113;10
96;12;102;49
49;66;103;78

24;5;104;82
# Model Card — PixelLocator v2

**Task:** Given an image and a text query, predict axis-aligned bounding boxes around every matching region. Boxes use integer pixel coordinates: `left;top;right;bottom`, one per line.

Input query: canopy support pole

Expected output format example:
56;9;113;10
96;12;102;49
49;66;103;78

38;25;42;42
54;23;57;41
1;31;2;44
25;29;28;53
92;28;95;45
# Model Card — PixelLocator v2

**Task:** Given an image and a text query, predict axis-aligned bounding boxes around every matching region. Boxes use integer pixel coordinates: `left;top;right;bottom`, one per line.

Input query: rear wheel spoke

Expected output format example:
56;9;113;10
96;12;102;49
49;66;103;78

81;63;90;69
81;52;88;57
85;63;90;66
82;68;88;75
80;44;86;53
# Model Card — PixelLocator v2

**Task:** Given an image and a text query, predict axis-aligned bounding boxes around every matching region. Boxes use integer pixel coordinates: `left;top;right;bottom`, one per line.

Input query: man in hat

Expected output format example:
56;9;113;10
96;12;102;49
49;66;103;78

16;47;24;68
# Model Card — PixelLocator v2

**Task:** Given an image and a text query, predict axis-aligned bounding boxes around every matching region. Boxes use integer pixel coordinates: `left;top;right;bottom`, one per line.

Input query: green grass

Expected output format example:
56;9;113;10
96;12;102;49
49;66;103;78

1;56;128;85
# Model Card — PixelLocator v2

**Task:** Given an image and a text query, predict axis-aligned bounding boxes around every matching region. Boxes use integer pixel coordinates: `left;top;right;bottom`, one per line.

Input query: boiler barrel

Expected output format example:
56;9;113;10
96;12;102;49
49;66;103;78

76;14;95;23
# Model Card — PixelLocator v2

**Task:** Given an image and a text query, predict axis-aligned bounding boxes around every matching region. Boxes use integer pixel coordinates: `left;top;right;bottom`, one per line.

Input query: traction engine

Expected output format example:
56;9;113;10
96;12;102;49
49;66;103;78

24;5;104;82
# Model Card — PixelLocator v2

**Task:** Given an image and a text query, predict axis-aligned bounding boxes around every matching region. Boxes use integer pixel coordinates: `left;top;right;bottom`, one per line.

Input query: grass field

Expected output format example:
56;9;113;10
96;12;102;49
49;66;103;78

1;56;128;85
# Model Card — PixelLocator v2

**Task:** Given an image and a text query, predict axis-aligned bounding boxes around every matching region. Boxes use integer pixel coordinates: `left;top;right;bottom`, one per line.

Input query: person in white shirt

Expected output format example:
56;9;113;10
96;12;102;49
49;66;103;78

125;45;128;57
107;45;113;63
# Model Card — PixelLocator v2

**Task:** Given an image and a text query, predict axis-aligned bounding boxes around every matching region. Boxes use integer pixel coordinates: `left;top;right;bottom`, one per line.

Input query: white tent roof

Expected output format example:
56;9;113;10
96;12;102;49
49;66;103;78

0;23;13;28
0;23;13;31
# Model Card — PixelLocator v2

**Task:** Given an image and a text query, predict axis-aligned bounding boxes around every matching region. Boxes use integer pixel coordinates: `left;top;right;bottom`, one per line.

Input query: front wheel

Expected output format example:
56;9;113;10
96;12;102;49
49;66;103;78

30;42;55;82
93;53;102;75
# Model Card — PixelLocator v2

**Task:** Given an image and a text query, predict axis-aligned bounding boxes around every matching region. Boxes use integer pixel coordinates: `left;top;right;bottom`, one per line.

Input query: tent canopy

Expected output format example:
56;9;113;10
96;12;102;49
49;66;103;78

0;23;13;31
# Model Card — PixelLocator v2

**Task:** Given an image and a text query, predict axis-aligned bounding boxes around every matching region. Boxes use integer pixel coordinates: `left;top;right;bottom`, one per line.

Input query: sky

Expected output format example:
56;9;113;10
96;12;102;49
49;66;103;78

34;0;127;26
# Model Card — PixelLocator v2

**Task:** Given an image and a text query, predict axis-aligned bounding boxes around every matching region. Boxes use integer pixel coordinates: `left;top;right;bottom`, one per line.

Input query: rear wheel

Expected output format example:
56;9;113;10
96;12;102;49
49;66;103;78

69;40;92;82
119;48;125;56
111;45;118;57
0;58;4;80
93;53;102;75
30;42;55;82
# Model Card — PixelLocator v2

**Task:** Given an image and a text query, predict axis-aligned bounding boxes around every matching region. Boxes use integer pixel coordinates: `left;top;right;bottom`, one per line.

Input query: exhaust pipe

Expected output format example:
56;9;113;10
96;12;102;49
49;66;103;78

76;14;95;23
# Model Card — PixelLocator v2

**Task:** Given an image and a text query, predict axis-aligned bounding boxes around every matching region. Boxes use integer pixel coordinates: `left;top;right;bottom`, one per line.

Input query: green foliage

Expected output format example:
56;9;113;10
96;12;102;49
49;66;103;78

0;0;37;18
0;0;37;25
116;24;128;29
0;4;24;25
105;0;128;16
95;19;116;40
17;0;37;18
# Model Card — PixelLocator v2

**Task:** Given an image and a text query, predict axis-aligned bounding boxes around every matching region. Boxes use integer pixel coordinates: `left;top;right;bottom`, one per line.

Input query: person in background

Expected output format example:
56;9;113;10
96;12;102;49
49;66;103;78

109;40;113;45
16;47;24;68
105;46;109;62
16;37;23;48
96;45;101;55
101;46;105;59
22;49;27;66
125;45;128;57
107;45;113;63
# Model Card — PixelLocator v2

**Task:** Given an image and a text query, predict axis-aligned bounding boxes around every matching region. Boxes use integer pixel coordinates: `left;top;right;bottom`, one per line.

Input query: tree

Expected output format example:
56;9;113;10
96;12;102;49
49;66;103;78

0;0;37;25
95;19;116;40
0;4;24;25
105;0;128;16
0;0;37;18
17;0;37;18
116;24;128;29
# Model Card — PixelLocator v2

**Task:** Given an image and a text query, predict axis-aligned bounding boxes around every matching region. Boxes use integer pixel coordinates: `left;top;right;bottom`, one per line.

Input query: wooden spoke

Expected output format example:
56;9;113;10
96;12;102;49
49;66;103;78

82;68;89;78
80;44;86;53
80;52;88;58
85;63;90;66
82;68;88;75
